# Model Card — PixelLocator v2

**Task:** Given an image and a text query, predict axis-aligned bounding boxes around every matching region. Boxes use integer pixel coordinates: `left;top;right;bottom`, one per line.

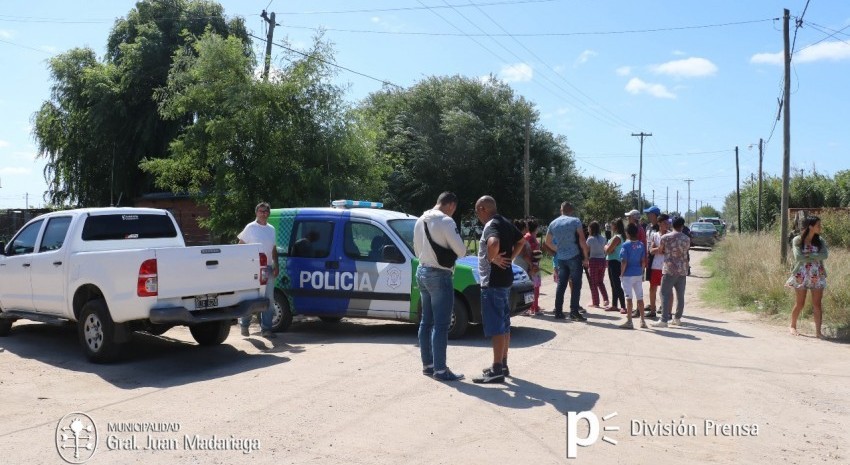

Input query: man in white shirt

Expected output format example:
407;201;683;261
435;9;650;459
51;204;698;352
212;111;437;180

413;192;468;381
238;202;279;339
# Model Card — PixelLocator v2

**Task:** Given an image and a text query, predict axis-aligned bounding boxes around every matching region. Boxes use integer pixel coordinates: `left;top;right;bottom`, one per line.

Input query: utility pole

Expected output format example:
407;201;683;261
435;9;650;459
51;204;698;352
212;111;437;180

632;132;652;211
736;146;741;233
684;179;693;224
666;186;669;212
676;190;679;216
260;10;278;81
780;8;792;264
524;119;530;217
652;189;655;205
631;174;637;209
757;138;763;233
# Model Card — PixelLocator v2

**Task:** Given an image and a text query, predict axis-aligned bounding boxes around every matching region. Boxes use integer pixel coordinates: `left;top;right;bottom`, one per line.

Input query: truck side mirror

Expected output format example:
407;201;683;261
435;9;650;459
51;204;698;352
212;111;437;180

381;245;404;264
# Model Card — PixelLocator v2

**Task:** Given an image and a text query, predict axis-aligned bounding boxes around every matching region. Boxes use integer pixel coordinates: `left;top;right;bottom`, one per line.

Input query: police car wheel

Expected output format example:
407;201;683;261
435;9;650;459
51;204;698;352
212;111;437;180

272;290;293;332
447;295;469;340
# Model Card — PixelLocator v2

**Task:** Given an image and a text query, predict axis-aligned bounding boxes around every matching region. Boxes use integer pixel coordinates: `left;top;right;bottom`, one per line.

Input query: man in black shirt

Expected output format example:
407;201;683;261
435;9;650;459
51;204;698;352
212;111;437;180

473;195;525;383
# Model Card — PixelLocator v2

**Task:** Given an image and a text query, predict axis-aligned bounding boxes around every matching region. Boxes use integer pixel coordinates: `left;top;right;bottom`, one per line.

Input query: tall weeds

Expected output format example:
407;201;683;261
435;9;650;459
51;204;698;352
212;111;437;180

705;233;850;330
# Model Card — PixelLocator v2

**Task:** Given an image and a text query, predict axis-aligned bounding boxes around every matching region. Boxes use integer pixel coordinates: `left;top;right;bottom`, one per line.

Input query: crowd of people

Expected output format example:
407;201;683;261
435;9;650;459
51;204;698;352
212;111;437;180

236;194;831;386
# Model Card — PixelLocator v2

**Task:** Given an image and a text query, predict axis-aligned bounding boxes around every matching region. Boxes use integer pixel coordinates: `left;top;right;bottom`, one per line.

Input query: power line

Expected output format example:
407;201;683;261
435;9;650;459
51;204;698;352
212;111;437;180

0;37;53;54
282;17;778;38
276;0;555;15
246;33;401;88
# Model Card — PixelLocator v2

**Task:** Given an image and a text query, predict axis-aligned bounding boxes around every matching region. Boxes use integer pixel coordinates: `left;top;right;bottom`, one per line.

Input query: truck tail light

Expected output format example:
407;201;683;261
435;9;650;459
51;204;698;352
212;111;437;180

137;259;158;297
259;253;268;285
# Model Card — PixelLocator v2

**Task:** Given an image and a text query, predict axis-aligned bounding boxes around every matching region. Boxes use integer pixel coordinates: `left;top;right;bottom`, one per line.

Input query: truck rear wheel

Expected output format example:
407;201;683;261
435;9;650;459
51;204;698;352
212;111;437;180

78;299;123;363
189;321;231;346
0;318;12;336
447;295;469;340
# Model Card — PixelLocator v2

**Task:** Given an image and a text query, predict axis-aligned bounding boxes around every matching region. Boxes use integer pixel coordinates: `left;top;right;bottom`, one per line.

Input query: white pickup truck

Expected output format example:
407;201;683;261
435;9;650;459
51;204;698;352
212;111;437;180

0;208;270;362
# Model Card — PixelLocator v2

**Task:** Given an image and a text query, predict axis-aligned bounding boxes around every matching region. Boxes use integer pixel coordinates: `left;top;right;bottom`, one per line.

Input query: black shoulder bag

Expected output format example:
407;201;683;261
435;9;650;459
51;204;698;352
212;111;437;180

424;221;458;267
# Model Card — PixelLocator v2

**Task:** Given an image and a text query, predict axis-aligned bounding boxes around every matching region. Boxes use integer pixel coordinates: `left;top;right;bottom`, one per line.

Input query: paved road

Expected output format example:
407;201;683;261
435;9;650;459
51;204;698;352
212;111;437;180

0;250;847;464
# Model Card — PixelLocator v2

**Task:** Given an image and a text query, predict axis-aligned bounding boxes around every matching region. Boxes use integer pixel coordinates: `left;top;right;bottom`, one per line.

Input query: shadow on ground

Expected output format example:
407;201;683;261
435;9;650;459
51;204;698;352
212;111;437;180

448;376;599;414
0;322;292;389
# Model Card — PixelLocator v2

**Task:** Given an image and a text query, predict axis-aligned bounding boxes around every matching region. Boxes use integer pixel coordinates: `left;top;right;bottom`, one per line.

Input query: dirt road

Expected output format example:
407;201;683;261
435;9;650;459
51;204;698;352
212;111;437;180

1;250;847;464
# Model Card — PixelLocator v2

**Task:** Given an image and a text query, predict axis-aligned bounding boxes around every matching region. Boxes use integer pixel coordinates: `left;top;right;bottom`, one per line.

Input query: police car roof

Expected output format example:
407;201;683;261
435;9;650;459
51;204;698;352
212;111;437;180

271;207;415;221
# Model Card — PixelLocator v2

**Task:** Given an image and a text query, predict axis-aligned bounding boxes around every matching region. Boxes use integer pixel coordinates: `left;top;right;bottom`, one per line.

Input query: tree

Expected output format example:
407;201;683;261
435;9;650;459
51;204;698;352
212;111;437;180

33;0;247;207
141;32;383;237
358;75;579;221
578;177;629;224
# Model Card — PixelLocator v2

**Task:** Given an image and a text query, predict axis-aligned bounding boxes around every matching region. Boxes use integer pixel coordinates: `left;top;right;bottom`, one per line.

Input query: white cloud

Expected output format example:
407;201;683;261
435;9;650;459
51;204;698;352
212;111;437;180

0;167;30;175
0;29;12;39
652;57;717;77
574;50;597;66
615;66;631;76
672;50;687;56
751;41;850;65
625;77;676;99
371;16;381;23
498;63;533;83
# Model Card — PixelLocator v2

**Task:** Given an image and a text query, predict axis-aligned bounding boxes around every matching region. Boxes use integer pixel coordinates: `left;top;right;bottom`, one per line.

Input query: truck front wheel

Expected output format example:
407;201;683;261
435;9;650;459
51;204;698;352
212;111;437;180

78;299;124;363
190;321;231;346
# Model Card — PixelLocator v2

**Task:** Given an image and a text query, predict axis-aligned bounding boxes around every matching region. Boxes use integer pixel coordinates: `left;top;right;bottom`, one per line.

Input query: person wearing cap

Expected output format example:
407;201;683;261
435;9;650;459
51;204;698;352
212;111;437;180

545;201;590;321
654;217;691;328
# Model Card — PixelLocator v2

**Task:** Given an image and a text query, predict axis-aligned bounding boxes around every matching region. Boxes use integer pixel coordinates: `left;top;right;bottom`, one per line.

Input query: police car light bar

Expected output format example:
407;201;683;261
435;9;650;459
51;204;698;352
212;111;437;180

331;199;384;209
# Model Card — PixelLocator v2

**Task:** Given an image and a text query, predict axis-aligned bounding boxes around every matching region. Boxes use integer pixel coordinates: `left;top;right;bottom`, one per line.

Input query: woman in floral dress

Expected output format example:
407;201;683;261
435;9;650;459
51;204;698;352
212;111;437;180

786;216;828;338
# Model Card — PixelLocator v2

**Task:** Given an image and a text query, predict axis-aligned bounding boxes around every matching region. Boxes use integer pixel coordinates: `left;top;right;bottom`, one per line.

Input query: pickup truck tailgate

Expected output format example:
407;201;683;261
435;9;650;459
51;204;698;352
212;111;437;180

154;244;264;299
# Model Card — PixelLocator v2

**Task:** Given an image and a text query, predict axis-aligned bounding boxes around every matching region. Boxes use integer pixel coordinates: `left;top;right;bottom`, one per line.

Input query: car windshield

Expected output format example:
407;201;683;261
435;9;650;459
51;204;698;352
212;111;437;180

387;219;416;254
691;223;715;232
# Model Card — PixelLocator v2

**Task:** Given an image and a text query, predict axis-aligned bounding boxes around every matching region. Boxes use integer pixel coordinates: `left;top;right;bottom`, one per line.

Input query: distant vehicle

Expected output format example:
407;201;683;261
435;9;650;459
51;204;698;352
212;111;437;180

689;222;718;248
698;217;726;236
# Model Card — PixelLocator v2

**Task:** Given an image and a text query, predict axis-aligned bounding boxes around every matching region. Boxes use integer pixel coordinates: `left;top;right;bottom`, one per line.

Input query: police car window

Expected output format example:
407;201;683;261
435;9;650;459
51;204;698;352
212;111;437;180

39;216;72;252
344;222;393;262
387;219;415;254
289;221;333;258
8;219;44;255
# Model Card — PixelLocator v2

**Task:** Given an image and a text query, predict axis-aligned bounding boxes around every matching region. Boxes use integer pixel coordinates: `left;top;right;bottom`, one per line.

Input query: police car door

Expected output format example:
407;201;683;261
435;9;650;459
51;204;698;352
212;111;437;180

340;220;411;318
283;215;349;317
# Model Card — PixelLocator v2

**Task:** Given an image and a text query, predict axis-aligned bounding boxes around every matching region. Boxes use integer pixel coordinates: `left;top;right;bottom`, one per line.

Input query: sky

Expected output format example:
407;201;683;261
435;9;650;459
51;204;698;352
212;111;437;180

1;0;849;217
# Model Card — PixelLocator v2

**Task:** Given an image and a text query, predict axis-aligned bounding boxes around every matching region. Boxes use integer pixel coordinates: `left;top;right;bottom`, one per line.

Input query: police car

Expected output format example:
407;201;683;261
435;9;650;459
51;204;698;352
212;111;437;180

267;200;534;338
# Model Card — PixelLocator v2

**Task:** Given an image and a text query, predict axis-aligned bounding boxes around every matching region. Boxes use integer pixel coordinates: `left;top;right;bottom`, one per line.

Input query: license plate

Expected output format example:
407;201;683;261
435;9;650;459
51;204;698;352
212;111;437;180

523;292;534;304
195;295;219;309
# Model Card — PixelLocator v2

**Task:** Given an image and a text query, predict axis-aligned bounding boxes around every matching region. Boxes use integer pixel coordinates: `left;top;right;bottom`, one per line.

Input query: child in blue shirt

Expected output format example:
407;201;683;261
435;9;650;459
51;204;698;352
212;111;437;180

619;222;647;329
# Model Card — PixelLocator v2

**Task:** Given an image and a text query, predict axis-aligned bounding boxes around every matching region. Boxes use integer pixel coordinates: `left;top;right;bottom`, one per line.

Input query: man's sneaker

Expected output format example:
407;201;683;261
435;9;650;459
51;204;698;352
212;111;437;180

433;369;464;382
631;309;640;318
484;366;509;377
653;321;668;328
422;366;434;376
473;368;505;384
261;330;277;339
240;326;250;337
645;310;657;319
670;318;682;326
578;307;587;314
554;313;566;320
619;320;634;329
569;313;587;322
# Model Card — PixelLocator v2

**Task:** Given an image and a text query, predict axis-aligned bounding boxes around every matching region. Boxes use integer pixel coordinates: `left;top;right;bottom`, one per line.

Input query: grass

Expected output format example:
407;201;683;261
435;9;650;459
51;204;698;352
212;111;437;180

702;232;850;332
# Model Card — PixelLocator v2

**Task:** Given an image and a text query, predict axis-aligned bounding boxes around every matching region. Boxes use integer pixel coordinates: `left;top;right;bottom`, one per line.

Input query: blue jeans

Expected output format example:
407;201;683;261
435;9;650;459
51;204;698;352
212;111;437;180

242;265;274;331
555;255;584;315
417;266;453;372
481;286;511;337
